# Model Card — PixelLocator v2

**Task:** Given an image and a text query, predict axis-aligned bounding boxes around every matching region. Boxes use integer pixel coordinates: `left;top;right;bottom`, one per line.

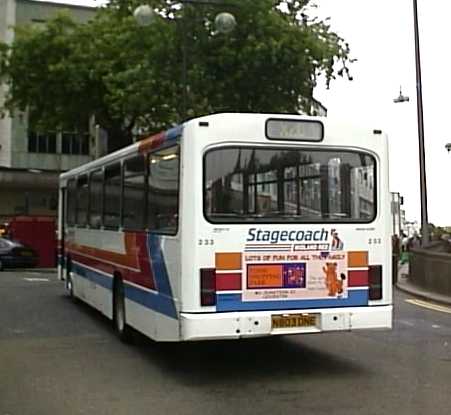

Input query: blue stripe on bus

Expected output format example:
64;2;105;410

215;289;369;312
72;262;113;290
165;125;183;141
124;284;177;319
148;234;174;299
72;248;178;320
147;233;178;319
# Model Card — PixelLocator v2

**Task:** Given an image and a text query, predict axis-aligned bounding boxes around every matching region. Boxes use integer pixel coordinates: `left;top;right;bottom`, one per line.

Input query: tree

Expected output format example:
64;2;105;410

0;11;179;151
0;0;353;152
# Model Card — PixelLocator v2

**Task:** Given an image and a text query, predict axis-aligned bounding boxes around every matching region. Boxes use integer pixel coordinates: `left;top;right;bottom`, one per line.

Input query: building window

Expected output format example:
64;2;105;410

61;132;90;155
28;132;57;154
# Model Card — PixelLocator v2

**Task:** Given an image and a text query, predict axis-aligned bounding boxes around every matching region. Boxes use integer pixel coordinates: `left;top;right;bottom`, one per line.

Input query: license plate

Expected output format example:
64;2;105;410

271;314;317;329
21;251;32;256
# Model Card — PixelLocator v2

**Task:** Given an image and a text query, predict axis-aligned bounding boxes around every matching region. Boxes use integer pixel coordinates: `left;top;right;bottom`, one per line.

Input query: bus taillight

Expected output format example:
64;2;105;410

368;265;383;300
200;268;216;306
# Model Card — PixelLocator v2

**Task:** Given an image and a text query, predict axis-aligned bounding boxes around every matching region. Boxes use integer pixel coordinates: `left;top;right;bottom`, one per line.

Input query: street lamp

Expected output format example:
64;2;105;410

133;2;237;121
393;86;409;103
394;0;429;246
133;4;155;27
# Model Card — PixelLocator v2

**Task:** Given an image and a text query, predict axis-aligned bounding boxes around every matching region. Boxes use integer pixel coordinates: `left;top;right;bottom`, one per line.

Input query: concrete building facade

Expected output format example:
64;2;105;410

0;0;95;219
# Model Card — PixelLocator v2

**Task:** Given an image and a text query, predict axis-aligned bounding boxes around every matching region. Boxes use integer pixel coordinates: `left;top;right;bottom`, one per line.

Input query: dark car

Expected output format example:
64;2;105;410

0;238;38;271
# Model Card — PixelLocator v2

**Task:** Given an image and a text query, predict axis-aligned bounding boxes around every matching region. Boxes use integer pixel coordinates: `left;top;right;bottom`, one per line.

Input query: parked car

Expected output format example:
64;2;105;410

0;237;38;271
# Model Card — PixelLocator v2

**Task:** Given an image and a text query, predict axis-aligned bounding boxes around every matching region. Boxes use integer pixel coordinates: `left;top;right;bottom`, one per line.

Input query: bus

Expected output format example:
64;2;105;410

58;113;392;342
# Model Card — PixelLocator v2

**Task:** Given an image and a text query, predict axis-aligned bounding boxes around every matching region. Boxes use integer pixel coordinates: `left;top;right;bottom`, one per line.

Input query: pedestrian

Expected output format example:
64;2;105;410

392;234;400;285
392;234;400;256
401;232;409;252
410;233;421;249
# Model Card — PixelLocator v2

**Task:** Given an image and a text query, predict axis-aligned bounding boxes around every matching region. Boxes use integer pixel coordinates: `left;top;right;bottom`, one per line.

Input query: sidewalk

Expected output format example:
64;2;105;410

395;262;451;306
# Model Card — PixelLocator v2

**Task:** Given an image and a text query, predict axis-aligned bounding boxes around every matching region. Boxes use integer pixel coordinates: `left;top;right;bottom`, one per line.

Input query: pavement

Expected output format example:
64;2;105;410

396;261;451;306
21;268;57;274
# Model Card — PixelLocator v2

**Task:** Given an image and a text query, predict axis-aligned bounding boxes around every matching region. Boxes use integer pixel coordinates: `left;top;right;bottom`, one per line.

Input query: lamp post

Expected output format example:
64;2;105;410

394;0;429;246
133;2;236;122
393;86;409;103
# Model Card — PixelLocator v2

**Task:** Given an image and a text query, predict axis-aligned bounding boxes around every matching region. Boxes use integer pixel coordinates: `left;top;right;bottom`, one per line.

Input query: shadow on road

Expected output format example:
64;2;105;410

131;330;368;385
66;295;369;384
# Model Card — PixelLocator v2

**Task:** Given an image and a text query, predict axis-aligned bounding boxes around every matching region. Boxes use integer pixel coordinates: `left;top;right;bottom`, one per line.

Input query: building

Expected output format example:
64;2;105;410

0;0;96;220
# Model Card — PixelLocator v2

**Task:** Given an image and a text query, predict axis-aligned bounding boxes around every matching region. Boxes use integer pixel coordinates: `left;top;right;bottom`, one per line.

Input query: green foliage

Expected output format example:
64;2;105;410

0;0;353;151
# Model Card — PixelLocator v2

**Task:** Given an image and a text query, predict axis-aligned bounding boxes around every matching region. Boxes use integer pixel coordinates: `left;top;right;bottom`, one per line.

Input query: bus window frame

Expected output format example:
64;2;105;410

88;168;104;229
202;144;378;225
76;174;89;227
103;161;123;231
66;178;77;227
122;153;147;232
146;143;181;236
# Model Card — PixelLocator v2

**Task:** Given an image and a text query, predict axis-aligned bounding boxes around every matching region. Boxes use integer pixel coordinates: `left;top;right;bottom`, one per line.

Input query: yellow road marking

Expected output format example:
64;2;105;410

405;299;451;314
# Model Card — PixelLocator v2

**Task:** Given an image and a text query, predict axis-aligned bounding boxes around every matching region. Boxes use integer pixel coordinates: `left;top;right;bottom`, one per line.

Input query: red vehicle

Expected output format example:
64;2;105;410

8;216;56;268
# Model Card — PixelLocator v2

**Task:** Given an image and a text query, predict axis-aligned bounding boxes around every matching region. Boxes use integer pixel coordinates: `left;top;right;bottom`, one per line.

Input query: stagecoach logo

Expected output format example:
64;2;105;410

245;227;344;252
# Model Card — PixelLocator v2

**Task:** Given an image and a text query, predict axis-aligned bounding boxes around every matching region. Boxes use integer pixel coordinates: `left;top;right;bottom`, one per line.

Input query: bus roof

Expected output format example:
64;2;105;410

60;113;386;183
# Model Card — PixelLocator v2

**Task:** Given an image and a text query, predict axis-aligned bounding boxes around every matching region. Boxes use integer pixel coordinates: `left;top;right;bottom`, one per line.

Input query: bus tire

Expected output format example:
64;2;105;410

0;259;3;271
67;273;74;299
113;278;132;343
65;260;74;299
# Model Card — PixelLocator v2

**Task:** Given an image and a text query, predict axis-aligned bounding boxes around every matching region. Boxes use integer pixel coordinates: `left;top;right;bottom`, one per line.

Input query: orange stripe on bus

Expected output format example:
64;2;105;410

215;253;242;270
348;251;368;268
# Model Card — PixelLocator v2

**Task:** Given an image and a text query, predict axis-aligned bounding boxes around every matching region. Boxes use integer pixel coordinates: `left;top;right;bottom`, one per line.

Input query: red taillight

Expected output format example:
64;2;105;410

368;265;383;300
200;268;216;306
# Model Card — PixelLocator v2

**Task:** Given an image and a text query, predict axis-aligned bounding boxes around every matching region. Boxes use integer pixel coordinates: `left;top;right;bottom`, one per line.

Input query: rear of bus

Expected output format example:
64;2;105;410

179;113;392;341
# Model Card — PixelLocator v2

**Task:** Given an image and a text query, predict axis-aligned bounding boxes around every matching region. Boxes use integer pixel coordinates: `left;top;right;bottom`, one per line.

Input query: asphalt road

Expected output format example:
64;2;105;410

0;270;450;415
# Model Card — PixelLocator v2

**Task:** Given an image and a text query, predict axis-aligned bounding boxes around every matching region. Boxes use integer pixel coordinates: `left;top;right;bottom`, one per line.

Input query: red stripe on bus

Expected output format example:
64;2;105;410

348;270;368;287
67;232;156;290
70;251;156;291
216;273;242;291
138;132;165;153
65;233;141;269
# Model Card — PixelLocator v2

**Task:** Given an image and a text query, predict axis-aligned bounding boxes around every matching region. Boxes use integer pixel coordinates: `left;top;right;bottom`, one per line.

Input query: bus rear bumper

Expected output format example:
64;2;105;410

180;305;393;341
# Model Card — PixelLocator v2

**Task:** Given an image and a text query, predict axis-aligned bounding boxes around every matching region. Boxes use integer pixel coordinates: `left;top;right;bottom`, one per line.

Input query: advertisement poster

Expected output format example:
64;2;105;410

242;251;348;301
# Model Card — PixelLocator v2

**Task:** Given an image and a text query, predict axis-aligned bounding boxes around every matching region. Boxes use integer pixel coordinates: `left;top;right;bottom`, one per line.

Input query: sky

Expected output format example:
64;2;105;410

37;0;451;226
314;0;451;227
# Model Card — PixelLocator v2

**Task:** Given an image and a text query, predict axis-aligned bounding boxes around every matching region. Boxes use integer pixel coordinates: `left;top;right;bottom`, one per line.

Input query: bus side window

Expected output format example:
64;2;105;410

148;145;180;234
104;163;121;229
76;175;89;227
67;179;76;226
89;169;103;229
123;155;146;230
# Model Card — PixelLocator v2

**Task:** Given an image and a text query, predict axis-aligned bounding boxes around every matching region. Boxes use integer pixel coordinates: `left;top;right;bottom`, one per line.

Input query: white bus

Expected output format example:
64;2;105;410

58;113;392;342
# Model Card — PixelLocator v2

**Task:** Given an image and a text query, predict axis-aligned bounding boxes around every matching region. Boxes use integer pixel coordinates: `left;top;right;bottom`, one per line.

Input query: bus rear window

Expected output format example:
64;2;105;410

204;147;376;223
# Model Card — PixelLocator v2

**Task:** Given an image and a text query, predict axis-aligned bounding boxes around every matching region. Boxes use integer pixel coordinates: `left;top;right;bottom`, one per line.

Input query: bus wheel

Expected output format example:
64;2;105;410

66;274;74;299
113;278;132;343
0;260;3;271
65;261;74;299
